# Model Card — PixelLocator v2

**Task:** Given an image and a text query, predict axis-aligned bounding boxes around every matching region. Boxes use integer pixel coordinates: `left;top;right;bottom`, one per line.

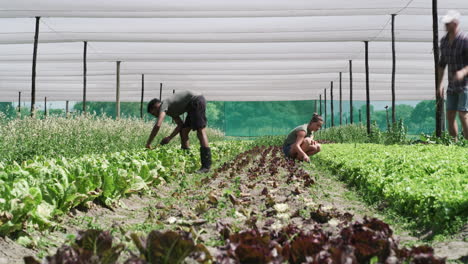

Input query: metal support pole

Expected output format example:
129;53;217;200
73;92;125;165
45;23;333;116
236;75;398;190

330;81;334;127
159;83;163;100
349;60;353;124
314;99;318;113
140;74;144;119
83;41;87;114
433;0;443;137
44;97;47;118
66;100;69;118
339;72;342;126
31;16;40;117
365;41;371;135
116;61;121;119
391;14;396;124
359;109;362;123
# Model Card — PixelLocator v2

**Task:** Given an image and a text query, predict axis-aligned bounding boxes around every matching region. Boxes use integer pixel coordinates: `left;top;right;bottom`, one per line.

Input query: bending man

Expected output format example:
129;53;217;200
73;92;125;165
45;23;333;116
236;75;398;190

146;90;211;173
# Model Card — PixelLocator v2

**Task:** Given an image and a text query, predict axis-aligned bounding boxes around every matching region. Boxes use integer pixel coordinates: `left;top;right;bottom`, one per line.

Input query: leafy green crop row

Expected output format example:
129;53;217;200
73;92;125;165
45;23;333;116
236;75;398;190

0;141;252;236
312;143;468;233
0;114;225;164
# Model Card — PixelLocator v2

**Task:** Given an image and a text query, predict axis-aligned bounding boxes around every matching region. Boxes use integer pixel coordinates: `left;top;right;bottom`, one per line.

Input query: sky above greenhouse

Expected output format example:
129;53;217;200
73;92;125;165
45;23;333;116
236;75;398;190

1;0;468;102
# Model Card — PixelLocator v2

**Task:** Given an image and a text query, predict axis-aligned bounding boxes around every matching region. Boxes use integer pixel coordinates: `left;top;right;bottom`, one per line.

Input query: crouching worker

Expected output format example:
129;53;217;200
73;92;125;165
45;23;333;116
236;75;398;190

146;90;211;173
283;113;323;162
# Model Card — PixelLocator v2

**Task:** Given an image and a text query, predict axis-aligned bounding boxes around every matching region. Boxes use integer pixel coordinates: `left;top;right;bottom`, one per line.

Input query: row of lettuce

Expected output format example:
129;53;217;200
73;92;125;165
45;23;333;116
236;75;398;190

312;143;468;233
0;141;254;236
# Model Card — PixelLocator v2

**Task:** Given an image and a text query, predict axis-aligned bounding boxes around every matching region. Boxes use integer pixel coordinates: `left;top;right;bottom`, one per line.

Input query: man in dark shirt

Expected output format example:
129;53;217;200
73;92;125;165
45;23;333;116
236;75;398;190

437;10;468;140
146;90;211;173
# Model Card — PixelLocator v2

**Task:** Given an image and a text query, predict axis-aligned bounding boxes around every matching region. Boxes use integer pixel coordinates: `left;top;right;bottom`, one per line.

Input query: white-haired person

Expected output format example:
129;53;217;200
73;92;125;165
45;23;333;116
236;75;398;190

282;113;323;162
437;10;468;140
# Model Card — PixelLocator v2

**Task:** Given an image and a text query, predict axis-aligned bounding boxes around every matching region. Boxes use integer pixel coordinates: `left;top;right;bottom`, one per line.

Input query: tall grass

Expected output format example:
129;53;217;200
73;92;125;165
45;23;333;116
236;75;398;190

315;124;370;143
314;122;409;145
0;113;224;164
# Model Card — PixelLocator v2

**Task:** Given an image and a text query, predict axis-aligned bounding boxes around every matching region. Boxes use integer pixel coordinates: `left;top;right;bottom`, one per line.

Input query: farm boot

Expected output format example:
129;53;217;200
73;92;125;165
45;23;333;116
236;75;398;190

197;147;211;173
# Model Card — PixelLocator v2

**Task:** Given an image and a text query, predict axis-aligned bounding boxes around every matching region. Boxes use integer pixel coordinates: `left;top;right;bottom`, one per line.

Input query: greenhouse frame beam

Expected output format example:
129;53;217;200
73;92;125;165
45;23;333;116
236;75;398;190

391;14;396;124
140;74;145;119
432;0;443;137
30;16;40;117
159;83;163;100
18;92;21;113
365;41;371;135
339;72;342;126
324;88;327;129
349;60;353;124
319;94;322;116
44;96;47;118
330;81;334;127
83;41;87;114
116;61;121;119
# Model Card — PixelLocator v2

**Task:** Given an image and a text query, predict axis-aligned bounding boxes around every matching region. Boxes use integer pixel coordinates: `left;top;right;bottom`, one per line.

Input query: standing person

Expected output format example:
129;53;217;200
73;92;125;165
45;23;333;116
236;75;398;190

437;10;468;140
146;90;211;173
283;113;323;162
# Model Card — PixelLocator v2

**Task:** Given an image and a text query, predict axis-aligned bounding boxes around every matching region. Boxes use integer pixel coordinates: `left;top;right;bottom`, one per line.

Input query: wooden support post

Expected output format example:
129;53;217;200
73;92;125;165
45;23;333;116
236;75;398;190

18;92;21;112
330;81;334;127
140;74;144;119
31;16;40;117
116;61;121;119
385;106;390;130
391;14;397;124
349;60;353;124
433;0;443;137
159;83;163;100
172;89;176;124
365;41;371;135
339;72;342;126
83;41;87;114
324;88;327;128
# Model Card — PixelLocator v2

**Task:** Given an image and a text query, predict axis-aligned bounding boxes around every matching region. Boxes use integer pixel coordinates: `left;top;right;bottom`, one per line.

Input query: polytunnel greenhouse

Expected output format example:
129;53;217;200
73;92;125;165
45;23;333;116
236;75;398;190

0;0;467;263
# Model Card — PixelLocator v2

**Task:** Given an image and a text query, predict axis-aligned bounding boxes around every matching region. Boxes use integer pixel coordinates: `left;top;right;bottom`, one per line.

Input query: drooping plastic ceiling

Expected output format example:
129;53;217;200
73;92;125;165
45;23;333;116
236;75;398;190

0;0;467;102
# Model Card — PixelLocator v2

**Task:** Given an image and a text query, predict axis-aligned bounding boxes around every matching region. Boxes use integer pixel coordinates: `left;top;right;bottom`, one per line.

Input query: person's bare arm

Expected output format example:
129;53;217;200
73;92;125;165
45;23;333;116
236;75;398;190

458;38;468;81
146;111;166;148
455;66;468;81
160;116;184;145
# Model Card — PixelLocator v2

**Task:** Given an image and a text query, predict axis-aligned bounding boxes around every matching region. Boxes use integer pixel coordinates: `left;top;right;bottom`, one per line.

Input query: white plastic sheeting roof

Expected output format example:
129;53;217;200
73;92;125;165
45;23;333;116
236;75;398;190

1;0;467;102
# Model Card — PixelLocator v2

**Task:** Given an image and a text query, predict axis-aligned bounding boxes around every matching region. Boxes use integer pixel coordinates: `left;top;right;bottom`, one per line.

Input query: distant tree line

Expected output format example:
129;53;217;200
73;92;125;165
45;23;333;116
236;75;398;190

0;100;456;136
